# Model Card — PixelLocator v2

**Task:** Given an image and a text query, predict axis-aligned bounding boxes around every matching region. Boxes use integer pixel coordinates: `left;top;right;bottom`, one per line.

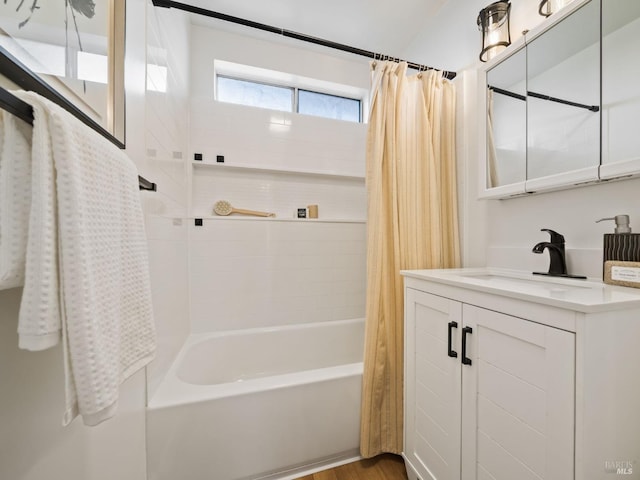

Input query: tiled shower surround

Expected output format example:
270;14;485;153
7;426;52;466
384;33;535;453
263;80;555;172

189;218;366;332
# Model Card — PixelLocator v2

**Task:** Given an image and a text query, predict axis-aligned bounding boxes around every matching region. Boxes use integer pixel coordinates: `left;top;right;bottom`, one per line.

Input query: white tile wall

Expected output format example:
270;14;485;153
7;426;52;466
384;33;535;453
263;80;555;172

190;100;367;179
189;25;369;180
191;165;366;220
189;219;366;332
186;25;369;335
145;217;190;399
144;4;190;218
143;5;191;398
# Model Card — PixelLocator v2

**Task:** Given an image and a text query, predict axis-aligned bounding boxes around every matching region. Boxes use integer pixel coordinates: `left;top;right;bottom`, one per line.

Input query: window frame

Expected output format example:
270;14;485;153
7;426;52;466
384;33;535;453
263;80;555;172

297;88;362;123
215;73;363;123
216;74;295;113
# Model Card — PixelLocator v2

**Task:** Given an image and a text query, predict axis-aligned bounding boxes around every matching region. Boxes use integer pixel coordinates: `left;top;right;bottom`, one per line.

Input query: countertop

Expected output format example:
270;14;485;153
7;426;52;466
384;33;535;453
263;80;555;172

401;268;640;313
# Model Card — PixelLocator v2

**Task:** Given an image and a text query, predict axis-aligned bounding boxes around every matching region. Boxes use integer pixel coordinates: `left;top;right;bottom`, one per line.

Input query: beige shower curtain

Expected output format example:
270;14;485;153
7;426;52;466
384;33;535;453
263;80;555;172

360;61;460;458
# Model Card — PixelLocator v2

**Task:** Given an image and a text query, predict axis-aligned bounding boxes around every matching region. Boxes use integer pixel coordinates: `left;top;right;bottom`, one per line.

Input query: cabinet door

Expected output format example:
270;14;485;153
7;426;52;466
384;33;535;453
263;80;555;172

461;305;575;480
600;0;640;179
405;289;463;480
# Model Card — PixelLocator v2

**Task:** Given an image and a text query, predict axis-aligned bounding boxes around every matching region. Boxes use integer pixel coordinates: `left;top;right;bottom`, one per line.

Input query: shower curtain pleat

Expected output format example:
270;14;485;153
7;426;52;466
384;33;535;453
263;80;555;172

487;89;499;188
360;62;460;458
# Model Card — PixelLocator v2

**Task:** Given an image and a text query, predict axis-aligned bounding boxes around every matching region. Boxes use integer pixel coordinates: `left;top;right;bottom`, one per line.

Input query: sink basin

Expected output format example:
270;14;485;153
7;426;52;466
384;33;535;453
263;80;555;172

457;271;596;291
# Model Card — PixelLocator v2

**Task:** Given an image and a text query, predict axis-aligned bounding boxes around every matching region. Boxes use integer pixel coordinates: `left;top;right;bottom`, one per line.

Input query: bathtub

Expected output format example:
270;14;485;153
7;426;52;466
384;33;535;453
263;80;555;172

147;318;364;480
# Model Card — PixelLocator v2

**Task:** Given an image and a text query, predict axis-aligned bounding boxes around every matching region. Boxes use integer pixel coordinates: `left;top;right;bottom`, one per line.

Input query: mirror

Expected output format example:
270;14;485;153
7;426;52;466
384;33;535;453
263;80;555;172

486;47;526;189
601;0;640;172
526;0;600;181
0;0;126;146
483;0;604;197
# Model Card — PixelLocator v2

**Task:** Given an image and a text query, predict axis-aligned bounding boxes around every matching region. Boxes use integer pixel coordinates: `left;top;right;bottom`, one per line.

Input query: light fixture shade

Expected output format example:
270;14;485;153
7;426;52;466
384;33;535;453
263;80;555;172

538;0;573;17
477;1;512;62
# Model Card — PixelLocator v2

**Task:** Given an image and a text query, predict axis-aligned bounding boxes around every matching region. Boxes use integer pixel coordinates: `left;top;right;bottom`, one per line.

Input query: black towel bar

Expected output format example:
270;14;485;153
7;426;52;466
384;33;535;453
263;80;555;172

0;85;157;192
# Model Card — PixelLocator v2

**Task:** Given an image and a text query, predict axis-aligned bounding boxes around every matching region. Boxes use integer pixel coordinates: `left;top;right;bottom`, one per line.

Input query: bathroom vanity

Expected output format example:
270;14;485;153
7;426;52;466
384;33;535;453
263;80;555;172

402;268;640;480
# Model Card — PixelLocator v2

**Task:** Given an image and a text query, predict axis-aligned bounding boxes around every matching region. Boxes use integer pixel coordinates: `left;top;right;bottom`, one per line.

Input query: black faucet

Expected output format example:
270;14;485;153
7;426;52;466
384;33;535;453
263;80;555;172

532;229;586;279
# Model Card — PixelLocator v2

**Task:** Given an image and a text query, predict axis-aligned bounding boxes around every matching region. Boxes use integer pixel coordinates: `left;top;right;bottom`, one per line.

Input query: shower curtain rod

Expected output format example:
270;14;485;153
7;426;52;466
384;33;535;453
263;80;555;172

0;86;157;192
151;0;457;80
489;85;599;112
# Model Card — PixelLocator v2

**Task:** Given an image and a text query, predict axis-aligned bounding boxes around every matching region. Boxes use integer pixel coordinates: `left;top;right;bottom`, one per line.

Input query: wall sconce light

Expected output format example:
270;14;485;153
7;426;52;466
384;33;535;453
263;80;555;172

538;0;573;17
477;0;512;62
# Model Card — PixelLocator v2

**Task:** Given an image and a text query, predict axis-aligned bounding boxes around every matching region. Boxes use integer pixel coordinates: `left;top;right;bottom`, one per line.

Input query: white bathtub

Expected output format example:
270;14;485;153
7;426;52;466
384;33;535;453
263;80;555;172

147;318;364;480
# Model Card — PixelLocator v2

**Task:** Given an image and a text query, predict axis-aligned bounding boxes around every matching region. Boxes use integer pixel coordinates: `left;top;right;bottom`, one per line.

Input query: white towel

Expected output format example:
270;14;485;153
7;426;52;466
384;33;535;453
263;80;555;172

0;109;33;289
15;91;156;426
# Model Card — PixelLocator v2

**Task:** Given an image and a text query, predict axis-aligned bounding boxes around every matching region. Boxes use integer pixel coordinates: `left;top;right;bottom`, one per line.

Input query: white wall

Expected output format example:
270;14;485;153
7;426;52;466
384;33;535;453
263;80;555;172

143;3;191;400
187;26;369;332
190;26;370;103
189;219;366;332
191;166;366;220
0;287;147;480
189;26;368;178
0;0;191;478
485;179;640;279
0;1;148;479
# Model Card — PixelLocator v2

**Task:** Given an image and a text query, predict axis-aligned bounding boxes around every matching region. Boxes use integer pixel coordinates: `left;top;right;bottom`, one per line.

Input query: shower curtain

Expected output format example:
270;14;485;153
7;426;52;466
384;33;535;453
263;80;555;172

360;61;460;457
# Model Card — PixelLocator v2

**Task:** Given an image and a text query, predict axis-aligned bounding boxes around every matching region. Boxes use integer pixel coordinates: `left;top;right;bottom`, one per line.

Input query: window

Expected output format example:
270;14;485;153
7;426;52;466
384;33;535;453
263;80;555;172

216;73;362;123
217;76;292;112
298;89;361;122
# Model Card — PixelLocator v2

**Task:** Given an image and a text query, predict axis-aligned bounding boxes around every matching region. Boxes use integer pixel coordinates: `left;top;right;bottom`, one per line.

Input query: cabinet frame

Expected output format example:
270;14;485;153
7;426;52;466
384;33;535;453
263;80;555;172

404;286;576;480
403;272;640;480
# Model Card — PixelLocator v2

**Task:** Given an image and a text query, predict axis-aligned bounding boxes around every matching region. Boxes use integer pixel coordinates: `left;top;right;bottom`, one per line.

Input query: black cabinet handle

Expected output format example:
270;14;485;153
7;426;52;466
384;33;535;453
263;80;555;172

447;321;458;358
462;326;473;366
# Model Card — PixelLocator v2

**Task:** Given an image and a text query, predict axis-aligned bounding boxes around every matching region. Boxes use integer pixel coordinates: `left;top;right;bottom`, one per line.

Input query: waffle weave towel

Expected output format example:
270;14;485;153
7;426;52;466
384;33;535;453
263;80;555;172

0;109;32;289
14;91;155;426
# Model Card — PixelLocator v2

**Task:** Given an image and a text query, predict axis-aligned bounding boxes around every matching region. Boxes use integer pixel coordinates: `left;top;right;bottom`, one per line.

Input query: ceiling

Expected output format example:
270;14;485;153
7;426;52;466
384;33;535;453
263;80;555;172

181;0;450;60
168;0;532;73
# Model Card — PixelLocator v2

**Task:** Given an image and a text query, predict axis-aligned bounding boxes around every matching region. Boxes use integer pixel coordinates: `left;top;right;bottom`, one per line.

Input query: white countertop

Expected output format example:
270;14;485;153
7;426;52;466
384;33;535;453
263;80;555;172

401;268;640;313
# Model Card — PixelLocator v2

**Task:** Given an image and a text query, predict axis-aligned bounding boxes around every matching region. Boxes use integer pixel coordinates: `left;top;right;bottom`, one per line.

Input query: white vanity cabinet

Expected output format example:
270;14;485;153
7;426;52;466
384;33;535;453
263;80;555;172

403;269;640;480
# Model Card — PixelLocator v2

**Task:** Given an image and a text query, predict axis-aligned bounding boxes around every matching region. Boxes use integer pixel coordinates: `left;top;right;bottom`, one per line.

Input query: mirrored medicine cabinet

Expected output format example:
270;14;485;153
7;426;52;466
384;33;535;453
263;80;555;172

480;0;640;199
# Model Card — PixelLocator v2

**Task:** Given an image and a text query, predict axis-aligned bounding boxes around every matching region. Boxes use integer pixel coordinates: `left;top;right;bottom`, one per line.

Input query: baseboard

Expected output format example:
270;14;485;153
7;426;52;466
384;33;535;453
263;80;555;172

252;450;362;480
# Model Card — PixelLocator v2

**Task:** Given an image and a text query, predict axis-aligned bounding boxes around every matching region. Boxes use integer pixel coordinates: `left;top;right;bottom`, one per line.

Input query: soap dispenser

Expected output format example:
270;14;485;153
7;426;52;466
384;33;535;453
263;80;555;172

596;215;640;282
596;214;631;234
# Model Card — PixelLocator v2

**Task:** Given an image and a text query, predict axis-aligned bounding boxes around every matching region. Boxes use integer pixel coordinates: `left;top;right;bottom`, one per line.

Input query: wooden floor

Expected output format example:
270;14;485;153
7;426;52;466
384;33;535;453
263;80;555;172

295;454;408;480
